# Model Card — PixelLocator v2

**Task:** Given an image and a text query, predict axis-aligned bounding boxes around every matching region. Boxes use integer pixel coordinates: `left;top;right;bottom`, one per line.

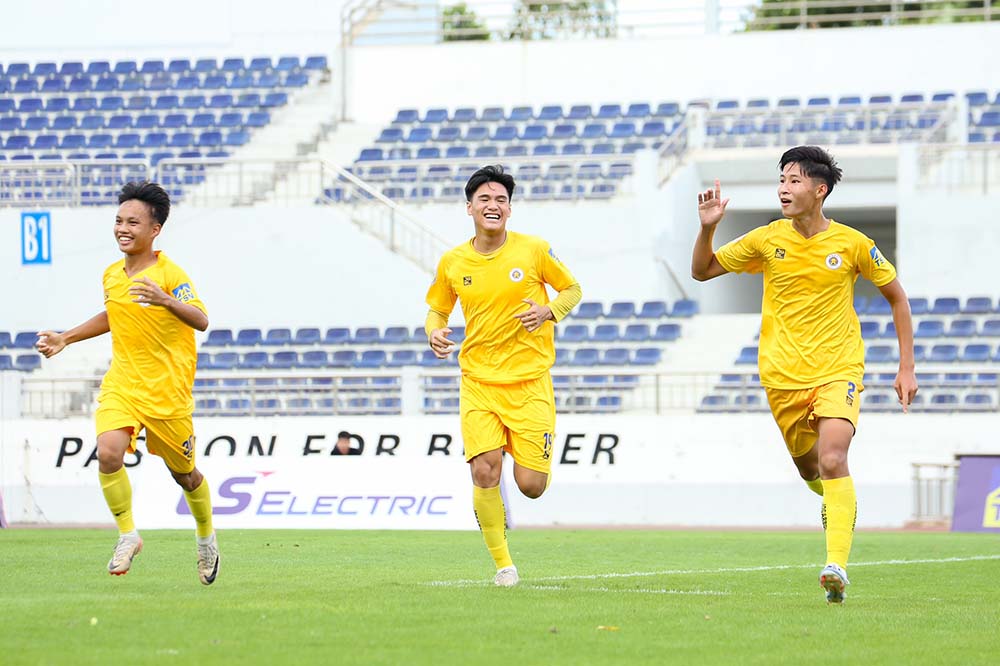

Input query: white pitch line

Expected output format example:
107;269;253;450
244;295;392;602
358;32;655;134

425;554;1000;588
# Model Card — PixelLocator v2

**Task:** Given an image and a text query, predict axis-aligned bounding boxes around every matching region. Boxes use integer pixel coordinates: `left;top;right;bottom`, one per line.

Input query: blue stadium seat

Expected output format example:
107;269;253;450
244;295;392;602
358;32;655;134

964;393;993;410
0;355;14;372
930;297;961;315
866;345;896;363
15;355;41;372
353;327;380;345
866;297;891;315
386;350;418;367
325;350;355;368
698;394;729;412
633;348;662;366
908;297;929;315
961;344;991;363
962;296;994;314
928;344;958;363
237;351;268;369
452;107;477;122
560;324;589;343
881;322;897;339
605;301;635;319
381;326;409;344
860;321;880;339
929;393;959;411
637;301;668;319
268;351;298;369
622;324;650;342
736;346;758;365
263;328;292;346
571;348;600;366
914;320;945;338
211;352;238;370
592;325;620;343
236;328;263;346
982;320;1000;337
293;328;321;345
204;329;233;346
0;332;12;349
947;319;977;337
601;348;630;365
12;332;38;349
670;299;699;317
574;302;604;319
299;350;328;368
652;324;681;342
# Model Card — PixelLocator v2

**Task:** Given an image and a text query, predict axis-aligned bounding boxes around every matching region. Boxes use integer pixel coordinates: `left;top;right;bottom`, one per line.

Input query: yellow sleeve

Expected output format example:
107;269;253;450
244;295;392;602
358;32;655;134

424;255;456;337
166;263;207;315
855;235;897;287
715;227;765;274
537;242;580;322
548;283;582;323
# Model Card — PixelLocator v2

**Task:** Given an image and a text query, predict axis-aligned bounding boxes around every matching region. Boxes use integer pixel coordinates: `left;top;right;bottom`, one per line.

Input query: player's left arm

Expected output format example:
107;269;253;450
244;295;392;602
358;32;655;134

129;276;209;331
516;244;582;332
878;278;918;412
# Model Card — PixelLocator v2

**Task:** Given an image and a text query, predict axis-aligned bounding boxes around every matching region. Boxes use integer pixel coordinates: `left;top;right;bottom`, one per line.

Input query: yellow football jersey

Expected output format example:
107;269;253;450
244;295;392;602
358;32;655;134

99;251;206;418
715;219;896;389
426;231;579;383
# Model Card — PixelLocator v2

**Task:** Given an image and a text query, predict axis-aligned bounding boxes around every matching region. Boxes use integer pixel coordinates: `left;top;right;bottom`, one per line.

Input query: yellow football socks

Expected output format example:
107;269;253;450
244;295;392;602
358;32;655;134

806;477;824;496
822;476;857;568
472;484;513;570
183;479;215;539
99;467;135;534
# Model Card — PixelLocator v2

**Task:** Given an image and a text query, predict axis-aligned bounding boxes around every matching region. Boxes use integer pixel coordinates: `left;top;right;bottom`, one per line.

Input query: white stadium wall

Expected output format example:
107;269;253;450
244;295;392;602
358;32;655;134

1;413;996;529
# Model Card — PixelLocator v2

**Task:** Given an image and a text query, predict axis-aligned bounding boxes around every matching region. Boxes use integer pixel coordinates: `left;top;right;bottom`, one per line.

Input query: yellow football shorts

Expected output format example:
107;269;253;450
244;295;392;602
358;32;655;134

95;393;196;473
764;380;863;458
460;374;556;474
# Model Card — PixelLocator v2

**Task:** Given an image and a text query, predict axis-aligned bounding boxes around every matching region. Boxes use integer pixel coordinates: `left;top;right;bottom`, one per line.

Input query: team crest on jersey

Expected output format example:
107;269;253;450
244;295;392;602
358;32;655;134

825;253;843;270
509;268;524;282
463;276;472;286
548;247;561;263
172;283;195;302
774;248;786;259
869;246;886;267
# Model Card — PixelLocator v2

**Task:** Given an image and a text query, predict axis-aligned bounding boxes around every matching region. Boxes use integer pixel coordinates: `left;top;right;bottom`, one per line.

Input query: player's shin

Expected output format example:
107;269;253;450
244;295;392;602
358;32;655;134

183;477;215;539
99;467;135;534
821;476;857;568
472;484;513;569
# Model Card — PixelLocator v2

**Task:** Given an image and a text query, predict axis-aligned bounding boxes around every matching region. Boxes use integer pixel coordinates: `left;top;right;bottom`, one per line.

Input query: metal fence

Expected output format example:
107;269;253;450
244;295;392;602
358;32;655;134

917;143;1000;194
340;0;999;46
911;461;958;526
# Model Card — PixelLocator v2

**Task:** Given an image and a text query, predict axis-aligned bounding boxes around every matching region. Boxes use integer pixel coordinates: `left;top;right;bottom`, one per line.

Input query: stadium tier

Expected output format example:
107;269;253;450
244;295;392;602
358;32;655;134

0;55;328;203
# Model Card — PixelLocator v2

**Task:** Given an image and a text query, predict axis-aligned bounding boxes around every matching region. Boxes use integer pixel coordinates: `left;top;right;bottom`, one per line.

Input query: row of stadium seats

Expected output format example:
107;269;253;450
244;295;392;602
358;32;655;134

192;373;642;391
862;319;1000;339
737;343;1000;365
1;110;272;133
856;295;998;315
196;347;665;369
387;92;999;125
716;371;999;390
193;392;625;417
0;354;41;372
0;93;287;114
699;389;997;413
1;72;312;94
0;56;328;79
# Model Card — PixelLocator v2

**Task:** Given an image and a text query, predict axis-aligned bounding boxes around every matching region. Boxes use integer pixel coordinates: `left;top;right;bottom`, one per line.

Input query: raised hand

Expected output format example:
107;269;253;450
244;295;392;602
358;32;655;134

513;299;553;333
429;328;455;358
697;179;730;228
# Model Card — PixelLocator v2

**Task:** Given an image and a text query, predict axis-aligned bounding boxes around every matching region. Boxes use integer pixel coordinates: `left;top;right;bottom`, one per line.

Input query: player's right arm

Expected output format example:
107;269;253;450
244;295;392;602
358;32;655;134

35;311;110;358
691;179;731;282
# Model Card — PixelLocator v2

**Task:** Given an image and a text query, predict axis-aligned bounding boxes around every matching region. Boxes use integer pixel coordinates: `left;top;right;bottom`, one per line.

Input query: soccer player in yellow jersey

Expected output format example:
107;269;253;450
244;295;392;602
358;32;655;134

426;165;582;587
36;182;220;585
691;146;918;604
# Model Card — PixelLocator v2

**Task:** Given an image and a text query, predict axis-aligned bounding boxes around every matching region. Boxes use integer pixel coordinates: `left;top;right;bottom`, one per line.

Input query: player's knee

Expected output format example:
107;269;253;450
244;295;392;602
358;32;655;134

517;479;546;499
818;449;848;475
96;443;125;471
471;466;501;488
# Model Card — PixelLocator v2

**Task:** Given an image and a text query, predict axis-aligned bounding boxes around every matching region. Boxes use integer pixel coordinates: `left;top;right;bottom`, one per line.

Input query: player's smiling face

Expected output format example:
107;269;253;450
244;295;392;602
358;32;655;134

467;181;511;234
778;163;825;218
114;199;160;255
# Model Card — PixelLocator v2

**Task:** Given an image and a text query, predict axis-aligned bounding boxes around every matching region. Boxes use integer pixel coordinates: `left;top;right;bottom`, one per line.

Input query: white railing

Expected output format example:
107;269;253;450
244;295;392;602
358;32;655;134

917;143;1000;194
339;0;998;46
15;366;998;419
318;160;452;274
911;462;958;526
0;160;151;207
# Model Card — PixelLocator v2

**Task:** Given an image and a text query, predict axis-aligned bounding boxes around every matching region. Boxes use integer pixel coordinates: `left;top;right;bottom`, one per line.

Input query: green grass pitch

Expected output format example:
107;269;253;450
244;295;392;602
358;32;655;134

1;529;997;665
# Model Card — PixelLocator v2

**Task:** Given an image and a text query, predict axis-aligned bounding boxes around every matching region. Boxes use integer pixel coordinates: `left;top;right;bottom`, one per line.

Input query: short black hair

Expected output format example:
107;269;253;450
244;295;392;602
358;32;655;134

118;181;171;226
337;431;351;439
779;146;843;201
464;164;515;202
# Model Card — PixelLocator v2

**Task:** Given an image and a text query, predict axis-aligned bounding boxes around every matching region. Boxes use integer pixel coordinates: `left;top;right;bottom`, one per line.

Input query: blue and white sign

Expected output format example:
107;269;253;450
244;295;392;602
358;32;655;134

21;211;52;265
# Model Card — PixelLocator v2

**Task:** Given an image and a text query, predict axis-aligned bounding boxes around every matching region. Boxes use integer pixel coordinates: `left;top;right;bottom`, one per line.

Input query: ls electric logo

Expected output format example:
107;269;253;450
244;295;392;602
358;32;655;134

177;473;453;519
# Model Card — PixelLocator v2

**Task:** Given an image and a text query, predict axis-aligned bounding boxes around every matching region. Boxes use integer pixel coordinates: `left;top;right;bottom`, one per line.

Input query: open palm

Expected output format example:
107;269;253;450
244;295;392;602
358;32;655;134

698;179;730;228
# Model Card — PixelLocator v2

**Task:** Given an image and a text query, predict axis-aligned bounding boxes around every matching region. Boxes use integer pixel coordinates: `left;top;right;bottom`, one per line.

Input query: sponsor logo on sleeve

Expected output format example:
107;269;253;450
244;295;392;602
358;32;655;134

172;283;195;302
870;246;886;267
